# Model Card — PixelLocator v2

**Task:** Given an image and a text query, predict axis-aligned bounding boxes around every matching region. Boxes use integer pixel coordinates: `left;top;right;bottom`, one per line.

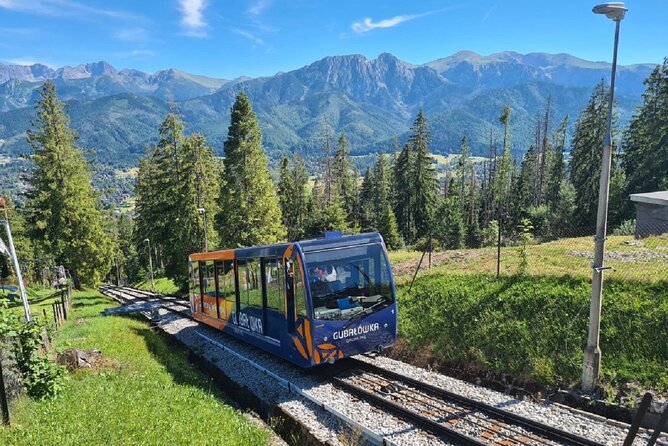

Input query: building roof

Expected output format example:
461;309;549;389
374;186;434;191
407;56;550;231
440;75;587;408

630;191;668;206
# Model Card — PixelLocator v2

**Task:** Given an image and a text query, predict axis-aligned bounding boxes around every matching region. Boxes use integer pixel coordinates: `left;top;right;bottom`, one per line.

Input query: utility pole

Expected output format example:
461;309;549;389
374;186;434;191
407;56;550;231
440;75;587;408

197;208;208;252
582;2;627;392
0;199;31;321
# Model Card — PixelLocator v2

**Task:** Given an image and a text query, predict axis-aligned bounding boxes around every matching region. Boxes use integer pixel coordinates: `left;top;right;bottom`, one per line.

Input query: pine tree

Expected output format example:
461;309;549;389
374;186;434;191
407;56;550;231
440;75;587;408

25;81;112;287
333;133;358;228
456;135;472;217
394;144;414;242
569;80;616;228
135;115;220;284
216;92;285;247
545;116;568;212
411;110;438;240
622;59;668;209
434;197;464;249
358;167;375;232
372;154;403;248
278;154;309;241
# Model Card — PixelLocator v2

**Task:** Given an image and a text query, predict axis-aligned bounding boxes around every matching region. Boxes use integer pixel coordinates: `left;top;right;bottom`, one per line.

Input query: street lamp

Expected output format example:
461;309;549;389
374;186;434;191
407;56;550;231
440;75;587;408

143;238;155;292
582;2;627;392
197;208;208;252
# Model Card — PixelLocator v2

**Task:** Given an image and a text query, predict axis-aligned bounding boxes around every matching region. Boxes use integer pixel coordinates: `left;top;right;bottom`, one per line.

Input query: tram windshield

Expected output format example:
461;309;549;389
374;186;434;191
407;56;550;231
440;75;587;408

304;243;394;321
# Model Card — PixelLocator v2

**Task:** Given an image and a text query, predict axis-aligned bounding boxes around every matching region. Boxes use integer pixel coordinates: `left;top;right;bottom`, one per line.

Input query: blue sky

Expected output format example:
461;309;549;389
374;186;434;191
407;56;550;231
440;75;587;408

0;0;666;79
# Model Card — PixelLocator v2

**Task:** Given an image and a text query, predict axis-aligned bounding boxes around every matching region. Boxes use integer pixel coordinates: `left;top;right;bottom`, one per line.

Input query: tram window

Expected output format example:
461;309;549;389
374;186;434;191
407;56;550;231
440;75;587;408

222;260;235;303
204;261;216;297
190;261;200;297
237;259;248;311
294;258;308;318
246;259;262;307
265;258;283;311
215;261;225;299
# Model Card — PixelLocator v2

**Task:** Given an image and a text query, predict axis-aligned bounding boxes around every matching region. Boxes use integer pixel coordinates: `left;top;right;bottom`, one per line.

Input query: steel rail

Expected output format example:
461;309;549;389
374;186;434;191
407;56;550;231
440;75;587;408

99;285;192;319
335;360;606;446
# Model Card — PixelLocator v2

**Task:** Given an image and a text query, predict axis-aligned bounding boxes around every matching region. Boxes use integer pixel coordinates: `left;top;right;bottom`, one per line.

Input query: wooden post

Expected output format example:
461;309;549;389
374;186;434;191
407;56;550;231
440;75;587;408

52;302;58;325
0;352;10;425
42;308;48;321
61;291;68;320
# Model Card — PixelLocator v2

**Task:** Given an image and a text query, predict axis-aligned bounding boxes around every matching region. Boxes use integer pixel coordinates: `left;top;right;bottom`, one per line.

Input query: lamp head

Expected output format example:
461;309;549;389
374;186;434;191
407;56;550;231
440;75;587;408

197;208;206;213
143;238;150;243
593;2;627;21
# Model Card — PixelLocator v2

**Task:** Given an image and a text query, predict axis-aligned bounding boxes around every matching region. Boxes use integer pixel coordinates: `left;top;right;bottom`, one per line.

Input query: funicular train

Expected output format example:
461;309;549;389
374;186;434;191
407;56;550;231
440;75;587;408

188;232;397;367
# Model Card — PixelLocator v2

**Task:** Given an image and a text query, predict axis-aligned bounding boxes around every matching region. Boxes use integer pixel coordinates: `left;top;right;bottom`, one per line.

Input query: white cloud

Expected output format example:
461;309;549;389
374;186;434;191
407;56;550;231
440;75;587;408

114;49;155;59
248;0;270;16
351;13;423;34
231;28;264;45
114;28;150;42
0;0;141;20
6;58;39;66
178;0;208;37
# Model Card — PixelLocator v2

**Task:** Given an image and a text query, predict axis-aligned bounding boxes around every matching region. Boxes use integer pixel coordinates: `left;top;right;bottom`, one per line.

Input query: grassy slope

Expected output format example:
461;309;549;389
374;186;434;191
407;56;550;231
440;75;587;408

0;290;270;446
398;274;668;390
390;234;668;392
134;277;180;295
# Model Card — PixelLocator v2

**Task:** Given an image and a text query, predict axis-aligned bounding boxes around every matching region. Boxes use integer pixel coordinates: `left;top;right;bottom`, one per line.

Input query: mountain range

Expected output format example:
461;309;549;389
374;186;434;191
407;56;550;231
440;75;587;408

0;51;658;168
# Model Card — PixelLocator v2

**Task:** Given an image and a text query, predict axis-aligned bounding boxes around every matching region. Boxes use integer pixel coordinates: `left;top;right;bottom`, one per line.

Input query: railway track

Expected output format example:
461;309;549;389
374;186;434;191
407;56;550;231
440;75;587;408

331;360;605;446
98;286;621;446
99;285;191;318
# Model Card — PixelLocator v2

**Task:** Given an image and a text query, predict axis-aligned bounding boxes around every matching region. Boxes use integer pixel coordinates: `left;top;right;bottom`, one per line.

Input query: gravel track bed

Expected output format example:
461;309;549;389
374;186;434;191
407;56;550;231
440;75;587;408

355;356;667;445
104;289;667;446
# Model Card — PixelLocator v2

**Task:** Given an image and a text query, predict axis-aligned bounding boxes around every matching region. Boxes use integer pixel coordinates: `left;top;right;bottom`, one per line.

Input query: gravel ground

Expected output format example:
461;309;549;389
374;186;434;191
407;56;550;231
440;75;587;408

104;290;667;446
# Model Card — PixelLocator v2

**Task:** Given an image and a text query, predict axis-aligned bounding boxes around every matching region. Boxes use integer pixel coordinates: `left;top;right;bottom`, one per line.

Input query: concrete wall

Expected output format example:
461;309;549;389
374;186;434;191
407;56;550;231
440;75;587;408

635;202;668;238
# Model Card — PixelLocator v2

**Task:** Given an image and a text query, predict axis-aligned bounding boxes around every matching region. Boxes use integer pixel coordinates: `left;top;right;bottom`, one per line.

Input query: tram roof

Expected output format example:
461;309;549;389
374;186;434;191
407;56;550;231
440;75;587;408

296;232;383;253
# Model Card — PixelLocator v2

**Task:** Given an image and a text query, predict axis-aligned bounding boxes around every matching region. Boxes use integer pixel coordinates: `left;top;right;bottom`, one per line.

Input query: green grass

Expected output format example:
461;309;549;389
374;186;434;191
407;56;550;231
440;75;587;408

388;250;424;265
398;273;668;391
390;234;668;284
0;290;271;446
134;277;180;295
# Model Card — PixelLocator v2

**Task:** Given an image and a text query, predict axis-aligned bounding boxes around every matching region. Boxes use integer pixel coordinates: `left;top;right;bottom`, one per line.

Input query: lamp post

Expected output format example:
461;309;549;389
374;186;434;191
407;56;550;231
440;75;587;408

582;2;627;392
143;238;155;292
197;208;208;252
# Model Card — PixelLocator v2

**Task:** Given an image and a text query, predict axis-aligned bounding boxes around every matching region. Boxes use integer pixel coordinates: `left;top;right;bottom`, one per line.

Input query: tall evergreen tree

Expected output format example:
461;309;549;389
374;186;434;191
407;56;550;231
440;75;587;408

411;110;438;239
372;154;402;248
216;92;285;247
622;58;668;208
545;116;568;211
394;109;438;244
135;115;220;284
25;81;112;287
333;133;358;227
358;167;376;232
569;80;616;228
278;154;309;241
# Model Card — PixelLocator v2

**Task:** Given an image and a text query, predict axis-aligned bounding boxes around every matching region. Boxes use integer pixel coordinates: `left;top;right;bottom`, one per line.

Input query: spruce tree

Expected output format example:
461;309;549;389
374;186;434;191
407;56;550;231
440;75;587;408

411;110;438;240
358;167;376;232
434;197;464;249
25;81;112;287
545;116;568;212
622;59;668;207
278;154;309;241
569;80;616;228
216;92;285;247
333;133;358;228
135;115;220;285
372;154;403;248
